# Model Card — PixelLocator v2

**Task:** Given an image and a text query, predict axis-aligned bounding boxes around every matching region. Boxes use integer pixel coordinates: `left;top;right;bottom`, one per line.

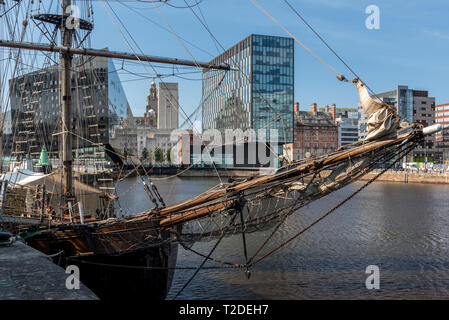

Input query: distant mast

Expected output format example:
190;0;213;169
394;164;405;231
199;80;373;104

0;0;230;206
61;0;73;201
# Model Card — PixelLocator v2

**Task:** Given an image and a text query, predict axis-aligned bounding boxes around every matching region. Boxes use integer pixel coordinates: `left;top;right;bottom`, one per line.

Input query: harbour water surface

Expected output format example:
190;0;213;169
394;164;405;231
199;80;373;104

116;177;449;299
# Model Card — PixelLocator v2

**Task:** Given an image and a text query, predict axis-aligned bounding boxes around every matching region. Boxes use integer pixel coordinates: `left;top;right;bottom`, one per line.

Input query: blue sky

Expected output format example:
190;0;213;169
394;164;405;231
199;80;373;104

89;0;449;120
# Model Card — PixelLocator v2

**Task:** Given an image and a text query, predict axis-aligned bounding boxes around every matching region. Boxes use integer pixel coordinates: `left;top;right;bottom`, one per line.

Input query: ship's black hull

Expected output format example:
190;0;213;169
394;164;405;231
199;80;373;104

22;217;182;300
58;240;179;300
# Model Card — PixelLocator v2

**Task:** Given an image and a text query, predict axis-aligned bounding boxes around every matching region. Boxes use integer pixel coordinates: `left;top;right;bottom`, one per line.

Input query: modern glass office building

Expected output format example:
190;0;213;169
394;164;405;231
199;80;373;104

4;56;129;164
375;87;414;124
367;85;439;162
202;34;294;146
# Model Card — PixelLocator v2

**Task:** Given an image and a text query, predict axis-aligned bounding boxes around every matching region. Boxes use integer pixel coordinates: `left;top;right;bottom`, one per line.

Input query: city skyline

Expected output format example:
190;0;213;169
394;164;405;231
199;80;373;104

87;0;449;121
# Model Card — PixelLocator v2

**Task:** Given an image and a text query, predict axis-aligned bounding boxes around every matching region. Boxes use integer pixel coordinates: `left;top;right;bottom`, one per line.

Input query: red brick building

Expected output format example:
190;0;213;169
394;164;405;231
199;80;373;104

293;103;338;160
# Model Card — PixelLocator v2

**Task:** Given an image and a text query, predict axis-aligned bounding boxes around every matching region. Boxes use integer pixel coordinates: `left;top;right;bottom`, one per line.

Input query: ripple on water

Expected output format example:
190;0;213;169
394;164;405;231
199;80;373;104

117;178;449;299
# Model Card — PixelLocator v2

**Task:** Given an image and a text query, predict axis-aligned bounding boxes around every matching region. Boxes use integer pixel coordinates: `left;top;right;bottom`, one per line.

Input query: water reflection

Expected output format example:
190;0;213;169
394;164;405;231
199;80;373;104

116;177;449;299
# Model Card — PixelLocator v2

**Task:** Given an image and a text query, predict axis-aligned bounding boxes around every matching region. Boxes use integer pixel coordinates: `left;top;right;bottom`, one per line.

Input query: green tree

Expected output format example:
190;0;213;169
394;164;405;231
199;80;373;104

166;147;172;163
141;148;148;163
154;148;164;163
146;148;153;163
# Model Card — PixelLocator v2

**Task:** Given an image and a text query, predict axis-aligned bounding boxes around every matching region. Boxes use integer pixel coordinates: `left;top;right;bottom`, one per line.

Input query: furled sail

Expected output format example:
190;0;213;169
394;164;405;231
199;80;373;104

353;78;399;141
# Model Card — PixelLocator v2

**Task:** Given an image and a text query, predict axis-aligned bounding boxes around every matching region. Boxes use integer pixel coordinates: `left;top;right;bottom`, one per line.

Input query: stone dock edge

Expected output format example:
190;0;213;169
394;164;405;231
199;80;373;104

0;240;98;300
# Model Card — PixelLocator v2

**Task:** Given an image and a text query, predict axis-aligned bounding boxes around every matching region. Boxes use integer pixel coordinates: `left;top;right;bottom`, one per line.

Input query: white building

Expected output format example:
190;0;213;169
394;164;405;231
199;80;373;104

116;80;180;162
109;125;138;155
336;111;359;147
157;82;179;130
136;128;176;161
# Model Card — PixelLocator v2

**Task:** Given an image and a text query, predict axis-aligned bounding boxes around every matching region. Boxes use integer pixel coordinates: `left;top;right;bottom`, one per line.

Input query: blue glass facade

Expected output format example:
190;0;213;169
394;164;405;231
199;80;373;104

5;56;129;161
376;86;415;124
202;34;294;144
398;88;414;124
252;34;294;143
108;59;129;128
202;36;252;132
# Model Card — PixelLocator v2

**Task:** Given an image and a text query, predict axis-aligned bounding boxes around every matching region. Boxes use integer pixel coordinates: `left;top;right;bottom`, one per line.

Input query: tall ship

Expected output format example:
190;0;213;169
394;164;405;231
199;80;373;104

0;0;441;299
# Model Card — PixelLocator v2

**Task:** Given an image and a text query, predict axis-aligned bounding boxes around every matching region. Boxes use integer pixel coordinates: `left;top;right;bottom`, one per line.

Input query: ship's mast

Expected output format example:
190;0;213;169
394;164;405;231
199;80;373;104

61;0;73;200
0;0;230;210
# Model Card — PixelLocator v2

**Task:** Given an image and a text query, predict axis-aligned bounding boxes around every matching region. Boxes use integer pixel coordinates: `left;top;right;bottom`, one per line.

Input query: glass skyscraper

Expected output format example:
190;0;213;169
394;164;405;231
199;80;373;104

202;34;294;145
4;56;130;165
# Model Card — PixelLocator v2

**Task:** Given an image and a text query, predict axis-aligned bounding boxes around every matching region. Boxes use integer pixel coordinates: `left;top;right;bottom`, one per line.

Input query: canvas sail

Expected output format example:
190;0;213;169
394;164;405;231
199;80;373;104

353;78;399;141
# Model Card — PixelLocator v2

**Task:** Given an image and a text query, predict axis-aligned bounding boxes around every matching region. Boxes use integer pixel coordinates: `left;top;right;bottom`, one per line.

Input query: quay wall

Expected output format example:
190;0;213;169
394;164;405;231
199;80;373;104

178;168;449;184
357;171;449;184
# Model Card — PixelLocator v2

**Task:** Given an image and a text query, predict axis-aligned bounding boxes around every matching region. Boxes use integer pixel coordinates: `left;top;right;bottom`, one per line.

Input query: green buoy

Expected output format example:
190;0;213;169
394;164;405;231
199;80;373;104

37;145;50;166
36;146;51;173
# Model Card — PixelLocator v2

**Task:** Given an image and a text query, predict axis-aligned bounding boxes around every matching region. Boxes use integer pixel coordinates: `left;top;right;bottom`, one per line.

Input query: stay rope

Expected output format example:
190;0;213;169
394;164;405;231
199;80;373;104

171;133;420;277
281;0;382;99
248;137;419;267
249;0;338;76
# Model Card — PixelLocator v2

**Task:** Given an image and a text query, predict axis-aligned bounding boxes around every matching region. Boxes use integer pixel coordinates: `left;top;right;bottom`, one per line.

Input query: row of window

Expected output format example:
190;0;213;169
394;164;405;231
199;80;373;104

296;143;337;149
436;105;449;111
252;35;293;49
436;111;449;117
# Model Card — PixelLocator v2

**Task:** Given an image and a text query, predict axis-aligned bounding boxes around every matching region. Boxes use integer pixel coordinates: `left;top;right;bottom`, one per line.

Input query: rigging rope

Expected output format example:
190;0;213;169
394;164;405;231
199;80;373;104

67;257;242;270
246;169;321;265
101;1;235;183
118;1;215;58
281;0;382;99
184;0;288;158
172;133;421;273
173;212;239;299
248;138;419;267
249;0;339;76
